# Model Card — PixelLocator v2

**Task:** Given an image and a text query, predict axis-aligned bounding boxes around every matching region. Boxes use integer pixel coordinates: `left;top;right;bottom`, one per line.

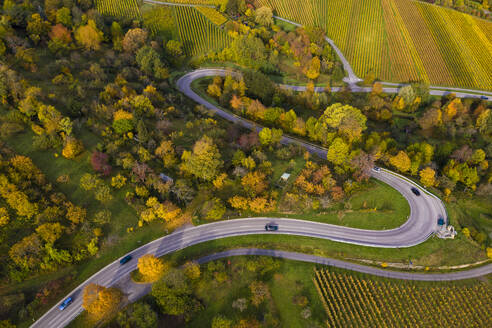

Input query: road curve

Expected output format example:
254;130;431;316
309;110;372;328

196;248;492;281
31;70;487;327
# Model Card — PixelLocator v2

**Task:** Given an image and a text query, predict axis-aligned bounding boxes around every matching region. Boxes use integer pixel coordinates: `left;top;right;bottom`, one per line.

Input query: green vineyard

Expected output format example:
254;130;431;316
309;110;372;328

314;269;492;327
257;0;492;90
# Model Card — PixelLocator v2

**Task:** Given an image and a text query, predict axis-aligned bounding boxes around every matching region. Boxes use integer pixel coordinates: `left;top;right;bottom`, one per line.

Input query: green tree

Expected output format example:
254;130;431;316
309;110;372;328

116;302;157;328
212;315;232;328
180;136;223;181
55;7;71;27
151;269;197;316
231;36;267;70
27;14;50;44
165;40;183;57
136;46;169;79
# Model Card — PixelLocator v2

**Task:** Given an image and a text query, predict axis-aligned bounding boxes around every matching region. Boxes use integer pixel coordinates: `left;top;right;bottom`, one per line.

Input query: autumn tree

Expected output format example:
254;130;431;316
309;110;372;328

0;208;8;227
66;202;86;225
155;140;177;168
62;137;84;159
351;151;375;182
255;6;273;26
9;234;42;270
418;107;442;130
180;136;223;181
91;152;111;176
122;28;148;53
138;254;169;282
305;56;321;80
241;171;267;196
75;20;103;51
390;151;411;173
36;223;64;244
249;281;269;306
259;127;283;146
326;138;349;165
319;103;367;142
82;283;122;321
419;167;436;187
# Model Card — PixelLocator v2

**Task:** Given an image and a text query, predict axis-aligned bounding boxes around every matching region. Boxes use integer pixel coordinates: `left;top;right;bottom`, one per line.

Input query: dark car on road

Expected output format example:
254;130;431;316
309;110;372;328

411;187;420;196
373;166;381;172
265;223;279;231
58;297;72;311
437;216;445;226
120;255;132;265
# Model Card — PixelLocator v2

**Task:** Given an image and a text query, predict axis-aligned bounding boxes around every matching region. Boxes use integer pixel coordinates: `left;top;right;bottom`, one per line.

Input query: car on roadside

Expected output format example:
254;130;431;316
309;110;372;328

119;255;132;265
265;223;279;231
411;187;420;196
373;166;381;172
58;297;72;311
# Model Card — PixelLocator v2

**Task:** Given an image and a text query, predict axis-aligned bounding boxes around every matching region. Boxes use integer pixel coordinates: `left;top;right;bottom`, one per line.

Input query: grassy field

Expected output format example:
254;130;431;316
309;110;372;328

159;232;487;270
257;0;492;90
314;267;492;327
272;179;410;230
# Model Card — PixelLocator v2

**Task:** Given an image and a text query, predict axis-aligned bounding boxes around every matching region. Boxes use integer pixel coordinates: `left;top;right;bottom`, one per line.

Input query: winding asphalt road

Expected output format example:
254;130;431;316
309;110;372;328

31;68;492;328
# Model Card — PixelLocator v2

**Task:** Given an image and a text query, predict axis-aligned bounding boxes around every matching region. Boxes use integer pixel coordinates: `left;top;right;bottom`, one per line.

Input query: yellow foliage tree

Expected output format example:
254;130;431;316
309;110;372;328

62;137;84;159
241;171;267;196
82;283;121;321
305;56;321;80
0;208;9;226
228;196;249;210
207;83;222;98
137;254;169;282
75;20;103;51
36;222;64;244
419;167;436;187
389;151;411;173
113;110;133;121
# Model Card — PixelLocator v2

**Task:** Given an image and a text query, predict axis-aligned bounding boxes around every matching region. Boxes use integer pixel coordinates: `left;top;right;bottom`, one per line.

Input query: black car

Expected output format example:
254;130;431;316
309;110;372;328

411;187;420;196
265;223;279;231
120;255;132;265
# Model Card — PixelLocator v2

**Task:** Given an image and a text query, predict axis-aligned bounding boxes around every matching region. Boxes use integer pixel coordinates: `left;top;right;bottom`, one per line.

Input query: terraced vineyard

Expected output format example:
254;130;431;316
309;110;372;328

314;269;492;327
174;6;231;55
96;0;231;56
196;6;228;26
257;0;492;90
95;0;141;19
